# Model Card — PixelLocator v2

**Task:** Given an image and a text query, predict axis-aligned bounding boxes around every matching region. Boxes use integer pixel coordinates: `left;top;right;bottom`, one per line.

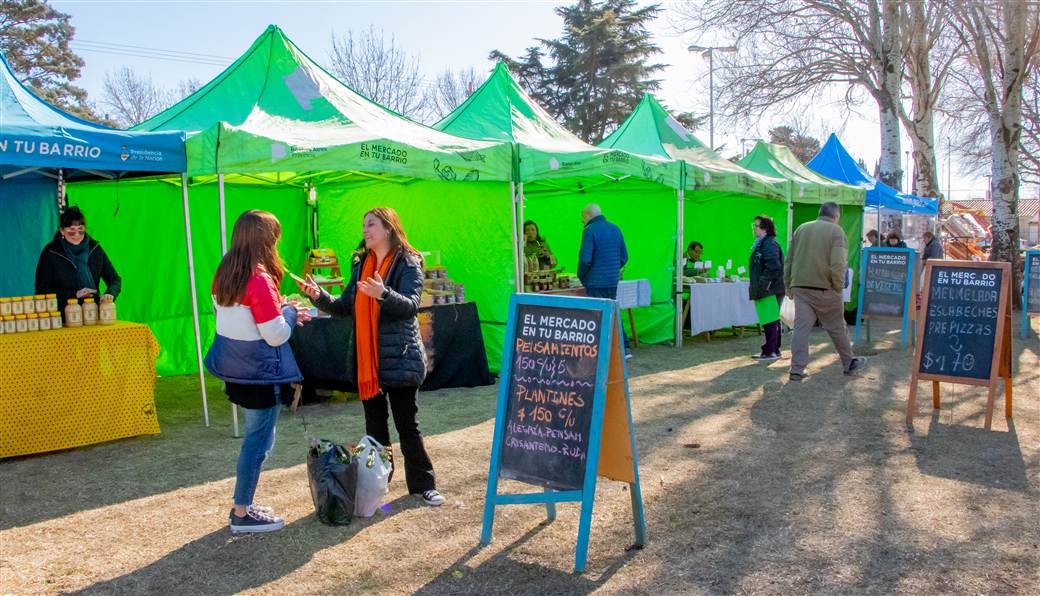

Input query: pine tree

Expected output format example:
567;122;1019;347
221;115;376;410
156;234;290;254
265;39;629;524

491;0;664;143
0;0;104;122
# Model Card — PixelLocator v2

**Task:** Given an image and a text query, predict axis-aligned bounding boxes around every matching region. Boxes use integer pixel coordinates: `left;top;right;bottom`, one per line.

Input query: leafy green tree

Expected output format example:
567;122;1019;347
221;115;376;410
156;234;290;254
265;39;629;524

491;0;664;143
0;0;102;122
768;125;822;165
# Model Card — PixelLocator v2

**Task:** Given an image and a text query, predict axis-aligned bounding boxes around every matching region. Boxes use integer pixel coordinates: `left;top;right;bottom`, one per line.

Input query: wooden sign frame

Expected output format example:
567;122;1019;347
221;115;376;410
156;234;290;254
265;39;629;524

855;247;916;350
481;293;646;573
906;260;1014;430
1022;249;1040;338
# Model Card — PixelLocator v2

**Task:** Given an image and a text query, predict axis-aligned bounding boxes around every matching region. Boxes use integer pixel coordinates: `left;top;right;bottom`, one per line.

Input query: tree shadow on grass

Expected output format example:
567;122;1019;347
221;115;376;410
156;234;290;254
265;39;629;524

64;494;416;596
413;521;638;596
911;411;1031;493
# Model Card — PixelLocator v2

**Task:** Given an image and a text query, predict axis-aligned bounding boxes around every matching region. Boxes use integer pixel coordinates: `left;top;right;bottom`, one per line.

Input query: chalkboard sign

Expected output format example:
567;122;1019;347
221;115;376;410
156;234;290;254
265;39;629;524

499;303;600;490
1026;251;1040;315
855;248;915;349
862;249;912;317
908;260;1014;430
482;293;646;573
918;264;1003;381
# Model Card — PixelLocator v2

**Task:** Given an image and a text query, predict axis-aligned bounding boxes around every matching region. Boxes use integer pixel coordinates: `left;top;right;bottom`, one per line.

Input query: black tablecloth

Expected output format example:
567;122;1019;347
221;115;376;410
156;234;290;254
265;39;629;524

289;301;493;393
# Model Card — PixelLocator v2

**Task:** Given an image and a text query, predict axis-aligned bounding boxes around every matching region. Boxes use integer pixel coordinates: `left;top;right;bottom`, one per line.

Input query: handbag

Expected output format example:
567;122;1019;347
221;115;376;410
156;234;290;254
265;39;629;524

779;295;796;327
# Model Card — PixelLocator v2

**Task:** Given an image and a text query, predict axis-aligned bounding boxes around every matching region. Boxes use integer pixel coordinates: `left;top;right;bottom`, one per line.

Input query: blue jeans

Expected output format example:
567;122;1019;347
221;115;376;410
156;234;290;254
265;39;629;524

233;402;280;507
584;286;630;351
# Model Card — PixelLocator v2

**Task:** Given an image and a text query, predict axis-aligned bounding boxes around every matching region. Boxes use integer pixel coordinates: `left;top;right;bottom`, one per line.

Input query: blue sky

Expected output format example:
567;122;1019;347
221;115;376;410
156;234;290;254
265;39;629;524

52;0;987;199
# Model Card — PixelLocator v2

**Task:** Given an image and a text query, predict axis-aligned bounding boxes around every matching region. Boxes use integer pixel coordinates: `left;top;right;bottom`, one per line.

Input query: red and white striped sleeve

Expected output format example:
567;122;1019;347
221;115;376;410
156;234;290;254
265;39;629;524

242;270;291;347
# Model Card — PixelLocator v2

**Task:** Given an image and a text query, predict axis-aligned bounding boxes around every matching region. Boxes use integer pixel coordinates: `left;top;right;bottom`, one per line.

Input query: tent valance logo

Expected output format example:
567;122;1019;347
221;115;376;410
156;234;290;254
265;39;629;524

120;146;129;161
0;138;102;160
360;143;408;164
601;151;630;165
433;158;479;182
270;142;328;162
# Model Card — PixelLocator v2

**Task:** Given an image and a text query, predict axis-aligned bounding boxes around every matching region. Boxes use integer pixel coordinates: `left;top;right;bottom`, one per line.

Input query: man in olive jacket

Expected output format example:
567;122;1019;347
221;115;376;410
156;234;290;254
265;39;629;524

784;202;865;381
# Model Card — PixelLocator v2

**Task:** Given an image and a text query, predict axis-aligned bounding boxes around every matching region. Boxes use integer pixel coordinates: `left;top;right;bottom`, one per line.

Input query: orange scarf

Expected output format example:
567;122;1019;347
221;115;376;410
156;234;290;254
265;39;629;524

355;250;397;400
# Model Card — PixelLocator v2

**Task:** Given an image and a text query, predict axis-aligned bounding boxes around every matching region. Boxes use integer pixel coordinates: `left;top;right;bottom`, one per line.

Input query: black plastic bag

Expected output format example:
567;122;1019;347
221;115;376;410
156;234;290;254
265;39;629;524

307;439;358;526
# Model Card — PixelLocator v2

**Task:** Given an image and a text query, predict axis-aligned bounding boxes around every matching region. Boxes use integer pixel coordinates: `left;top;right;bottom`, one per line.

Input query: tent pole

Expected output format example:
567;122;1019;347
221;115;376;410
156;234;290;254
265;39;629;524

218;173;240;438
181;173;210;427
787;182;794;246
676;188;685;348
510;181;521;292
518;182;526;292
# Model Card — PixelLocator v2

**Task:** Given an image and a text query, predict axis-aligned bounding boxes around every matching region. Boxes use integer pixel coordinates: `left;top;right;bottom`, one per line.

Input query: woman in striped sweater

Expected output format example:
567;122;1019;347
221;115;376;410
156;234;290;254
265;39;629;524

204;210;311;533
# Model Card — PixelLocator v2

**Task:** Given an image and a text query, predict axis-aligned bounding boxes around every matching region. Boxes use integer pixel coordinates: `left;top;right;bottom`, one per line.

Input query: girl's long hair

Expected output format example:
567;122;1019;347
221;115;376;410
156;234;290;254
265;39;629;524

214;210;285;306
362;207;421;262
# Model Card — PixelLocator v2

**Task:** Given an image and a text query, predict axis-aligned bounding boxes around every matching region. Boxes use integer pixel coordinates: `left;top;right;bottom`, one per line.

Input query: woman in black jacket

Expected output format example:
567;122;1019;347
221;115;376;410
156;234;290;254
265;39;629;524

297;207;444;507
35;206;122;312
749;215;785;361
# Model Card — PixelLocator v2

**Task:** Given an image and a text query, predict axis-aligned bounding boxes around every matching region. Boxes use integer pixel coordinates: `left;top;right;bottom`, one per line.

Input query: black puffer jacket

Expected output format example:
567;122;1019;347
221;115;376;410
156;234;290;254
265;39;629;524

314;250;427;389
749;235;785;301
35;234;122;308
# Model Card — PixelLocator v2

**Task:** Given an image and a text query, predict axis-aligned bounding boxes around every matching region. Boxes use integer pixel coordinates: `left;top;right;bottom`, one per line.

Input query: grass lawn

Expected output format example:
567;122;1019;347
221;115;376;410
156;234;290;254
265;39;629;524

1;320;1037;594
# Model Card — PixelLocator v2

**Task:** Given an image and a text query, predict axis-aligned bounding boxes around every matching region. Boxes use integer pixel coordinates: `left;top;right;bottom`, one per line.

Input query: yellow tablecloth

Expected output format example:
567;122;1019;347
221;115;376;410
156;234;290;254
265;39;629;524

0;321;161;458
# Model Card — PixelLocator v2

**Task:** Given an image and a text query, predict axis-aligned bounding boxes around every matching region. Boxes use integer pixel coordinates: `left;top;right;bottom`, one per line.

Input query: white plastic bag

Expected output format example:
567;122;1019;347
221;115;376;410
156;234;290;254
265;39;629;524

779;295;796;328
352;435;391;518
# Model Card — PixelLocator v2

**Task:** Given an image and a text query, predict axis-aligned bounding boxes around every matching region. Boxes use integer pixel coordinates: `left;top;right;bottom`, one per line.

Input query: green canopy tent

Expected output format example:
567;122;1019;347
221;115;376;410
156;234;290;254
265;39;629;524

738;142;867;308
436;63;683;347
70;26;515;429
599;95;789;345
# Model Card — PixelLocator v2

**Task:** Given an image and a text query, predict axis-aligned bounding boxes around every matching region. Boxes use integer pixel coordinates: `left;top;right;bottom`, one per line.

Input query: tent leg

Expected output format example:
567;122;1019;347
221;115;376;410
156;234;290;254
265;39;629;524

510;181;521;292
518;182;526;293
676;188;684;348
218;174;240;438
786;188;794;246
182;174;209;427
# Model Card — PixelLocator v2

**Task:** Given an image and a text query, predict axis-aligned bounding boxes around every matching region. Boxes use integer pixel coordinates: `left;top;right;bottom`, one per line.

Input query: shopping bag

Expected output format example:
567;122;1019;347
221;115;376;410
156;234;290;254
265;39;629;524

779;295;796;327
754;296;781;325
306;438;358;526
353;435;392;518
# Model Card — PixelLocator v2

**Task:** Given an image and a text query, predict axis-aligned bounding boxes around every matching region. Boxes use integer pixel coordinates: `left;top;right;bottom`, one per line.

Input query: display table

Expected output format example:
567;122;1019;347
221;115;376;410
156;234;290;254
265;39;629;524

0;321;161;458
685;281;759;337
289;301;493;394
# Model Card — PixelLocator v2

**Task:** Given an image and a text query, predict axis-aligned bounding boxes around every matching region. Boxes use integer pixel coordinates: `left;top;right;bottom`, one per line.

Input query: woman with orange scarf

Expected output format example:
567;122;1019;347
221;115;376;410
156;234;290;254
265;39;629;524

298;208;444;507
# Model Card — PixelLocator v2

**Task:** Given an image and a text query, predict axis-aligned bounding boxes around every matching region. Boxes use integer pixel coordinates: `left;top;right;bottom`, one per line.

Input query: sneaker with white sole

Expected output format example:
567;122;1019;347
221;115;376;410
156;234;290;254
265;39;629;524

421;490;445;507
752;353;780;361
229;508;284;533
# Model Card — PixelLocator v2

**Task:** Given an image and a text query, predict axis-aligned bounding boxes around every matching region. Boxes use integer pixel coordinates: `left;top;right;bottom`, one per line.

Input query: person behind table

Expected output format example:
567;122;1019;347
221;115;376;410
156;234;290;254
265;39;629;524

523;220;557;271
298;207;445;507
749;215;785;361
35;205;122;311
578;203;631;356
683;241;708;277
204;210;311;533
784;202;866;382
885;231;907;248
865;229;880;247
921;231;944;263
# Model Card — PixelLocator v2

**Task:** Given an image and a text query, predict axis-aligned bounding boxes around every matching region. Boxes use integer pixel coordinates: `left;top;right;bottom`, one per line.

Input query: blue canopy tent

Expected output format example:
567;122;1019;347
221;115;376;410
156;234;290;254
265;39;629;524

808;134;938;215
1;52;186;294
0;52;208;420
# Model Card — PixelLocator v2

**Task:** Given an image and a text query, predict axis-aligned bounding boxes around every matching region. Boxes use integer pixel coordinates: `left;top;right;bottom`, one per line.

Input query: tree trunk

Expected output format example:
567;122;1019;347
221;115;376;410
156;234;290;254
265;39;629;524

904;0;942;202
989;0;1027;308
877;0;903;189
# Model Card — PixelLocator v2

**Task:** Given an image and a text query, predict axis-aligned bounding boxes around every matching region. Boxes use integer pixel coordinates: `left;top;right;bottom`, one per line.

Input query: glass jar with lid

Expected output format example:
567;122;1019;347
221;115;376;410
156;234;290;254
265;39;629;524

15;314;28;333
27;313;40;332
0;297;11;317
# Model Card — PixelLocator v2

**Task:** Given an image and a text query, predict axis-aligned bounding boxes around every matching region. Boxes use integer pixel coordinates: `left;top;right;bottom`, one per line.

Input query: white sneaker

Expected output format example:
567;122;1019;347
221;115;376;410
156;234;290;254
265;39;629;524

421;490;445;507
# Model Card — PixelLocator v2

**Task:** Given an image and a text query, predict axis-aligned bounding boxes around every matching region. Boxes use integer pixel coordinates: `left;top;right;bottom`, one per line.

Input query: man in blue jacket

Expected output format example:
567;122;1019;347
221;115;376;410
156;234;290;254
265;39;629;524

578;204;631;356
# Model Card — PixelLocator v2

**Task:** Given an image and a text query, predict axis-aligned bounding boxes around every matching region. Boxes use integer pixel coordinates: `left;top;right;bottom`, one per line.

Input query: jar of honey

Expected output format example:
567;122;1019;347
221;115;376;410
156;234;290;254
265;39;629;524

27;313;40;332
15;314;28;333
